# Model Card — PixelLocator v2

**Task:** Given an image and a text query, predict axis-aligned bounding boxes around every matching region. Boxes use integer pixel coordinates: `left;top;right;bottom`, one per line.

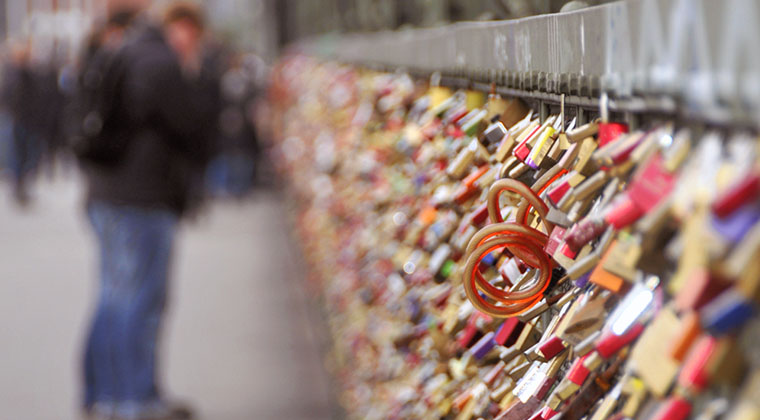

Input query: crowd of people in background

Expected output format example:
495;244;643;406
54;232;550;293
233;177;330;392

0;2;268;208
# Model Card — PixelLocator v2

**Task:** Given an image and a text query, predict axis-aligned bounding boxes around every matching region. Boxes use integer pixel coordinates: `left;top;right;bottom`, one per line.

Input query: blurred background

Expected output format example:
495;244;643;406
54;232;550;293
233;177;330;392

0;1;627;420
0;0;619;60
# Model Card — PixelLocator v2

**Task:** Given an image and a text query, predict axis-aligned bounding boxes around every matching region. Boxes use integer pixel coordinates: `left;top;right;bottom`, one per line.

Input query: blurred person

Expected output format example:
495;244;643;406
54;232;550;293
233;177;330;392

37;60;67;178
206;53;263;197
1;39;71;200
65;9;140;165
78;3;215;420
1;41;43;205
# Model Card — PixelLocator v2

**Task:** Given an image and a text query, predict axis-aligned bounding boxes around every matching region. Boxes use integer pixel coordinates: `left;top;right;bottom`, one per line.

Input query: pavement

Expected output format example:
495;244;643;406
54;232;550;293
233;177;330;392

0;174;337;420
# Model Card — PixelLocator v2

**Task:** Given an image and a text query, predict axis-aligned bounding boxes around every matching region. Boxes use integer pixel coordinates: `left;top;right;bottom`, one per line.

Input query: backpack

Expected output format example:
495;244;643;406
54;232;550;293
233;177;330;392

68;46;130;165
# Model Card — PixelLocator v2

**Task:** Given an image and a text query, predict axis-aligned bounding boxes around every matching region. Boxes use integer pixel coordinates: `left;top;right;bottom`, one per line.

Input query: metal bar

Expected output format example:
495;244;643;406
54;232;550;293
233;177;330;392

435;73;754;132
539;100;548;123
304;0;760;130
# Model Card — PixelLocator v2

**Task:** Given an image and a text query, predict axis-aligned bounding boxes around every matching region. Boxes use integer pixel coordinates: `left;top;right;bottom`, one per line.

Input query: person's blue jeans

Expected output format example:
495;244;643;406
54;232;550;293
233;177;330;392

206;152;255;197
9;124;41;179
84;201;178;417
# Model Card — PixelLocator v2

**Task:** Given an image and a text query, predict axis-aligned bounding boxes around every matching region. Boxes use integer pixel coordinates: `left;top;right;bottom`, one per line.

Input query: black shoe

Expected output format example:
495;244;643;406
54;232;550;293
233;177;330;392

141;401;195;420
82;405;114;420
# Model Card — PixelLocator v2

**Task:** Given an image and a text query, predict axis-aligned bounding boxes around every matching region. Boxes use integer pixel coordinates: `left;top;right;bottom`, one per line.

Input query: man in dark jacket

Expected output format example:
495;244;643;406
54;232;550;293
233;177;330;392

81;4;215;420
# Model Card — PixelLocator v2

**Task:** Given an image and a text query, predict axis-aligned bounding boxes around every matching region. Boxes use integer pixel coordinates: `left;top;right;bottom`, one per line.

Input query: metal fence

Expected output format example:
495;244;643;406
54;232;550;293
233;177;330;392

299;0;760;127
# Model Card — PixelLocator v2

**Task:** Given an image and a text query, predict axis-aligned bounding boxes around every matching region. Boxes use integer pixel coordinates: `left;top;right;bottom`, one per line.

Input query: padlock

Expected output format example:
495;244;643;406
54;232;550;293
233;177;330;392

275;63;760;420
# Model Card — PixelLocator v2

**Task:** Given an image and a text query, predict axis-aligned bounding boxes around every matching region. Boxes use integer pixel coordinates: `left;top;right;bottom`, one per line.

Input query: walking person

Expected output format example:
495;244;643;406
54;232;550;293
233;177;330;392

1;42;43;205
78;4;215;419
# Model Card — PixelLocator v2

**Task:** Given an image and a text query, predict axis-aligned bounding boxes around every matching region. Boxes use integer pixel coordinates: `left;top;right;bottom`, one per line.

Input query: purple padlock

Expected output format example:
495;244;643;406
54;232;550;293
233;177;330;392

711;201;760;244
471;331;496;359
574;272;591;288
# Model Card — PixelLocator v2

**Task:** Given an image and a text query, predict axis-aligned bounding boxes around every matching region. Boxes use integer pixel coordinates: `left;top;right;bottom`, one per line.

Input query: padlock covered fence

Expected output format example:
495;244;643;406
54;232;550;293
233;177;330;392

263;2;760;419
